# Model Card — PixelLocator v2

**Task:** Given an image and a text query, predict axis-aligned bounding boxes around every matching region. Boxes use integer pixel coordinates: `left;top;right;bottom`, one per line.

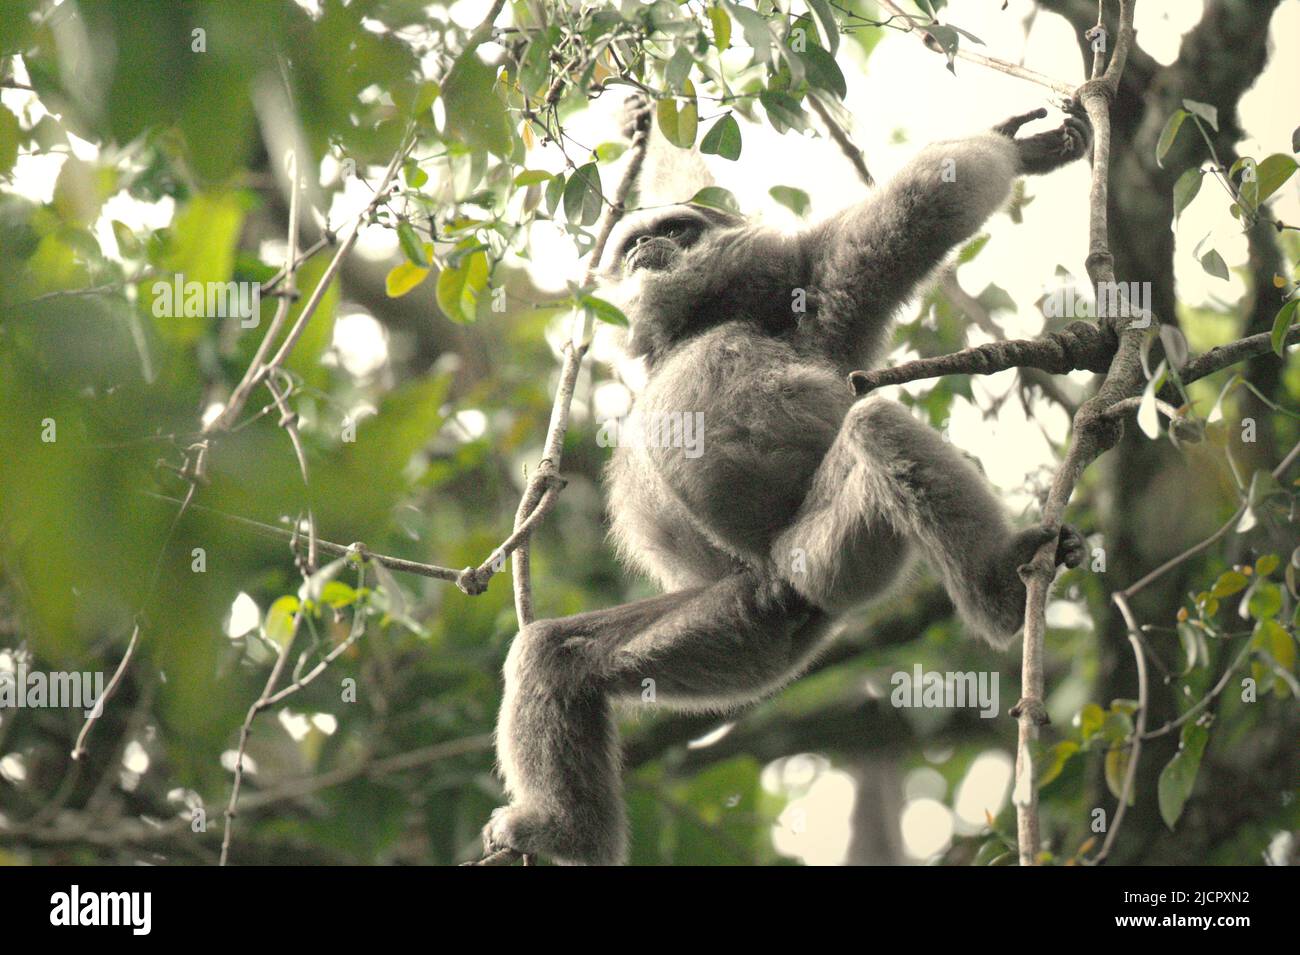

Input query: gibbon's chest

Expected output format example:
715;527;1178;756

607;322;850;565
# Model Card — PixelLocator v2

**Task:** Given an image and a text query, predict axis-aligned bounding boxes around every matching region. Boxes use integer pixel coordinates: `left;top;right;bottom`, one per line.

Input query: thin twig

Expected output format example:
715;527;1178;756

219;605;302;866
508;96;654;627
1139;639;1252;742
1119;435;1300;598
807;94;874;186
878;0;1076;96
70;621;141;761
1011;0;1136;867
1088;593;1149;866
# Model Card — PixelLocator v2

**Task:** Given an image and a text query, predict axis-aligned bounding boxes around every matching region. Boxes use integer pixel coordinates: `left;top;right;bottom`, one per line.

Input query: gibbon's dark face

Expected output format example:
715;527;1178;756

601;204;755;364
605;205;740;278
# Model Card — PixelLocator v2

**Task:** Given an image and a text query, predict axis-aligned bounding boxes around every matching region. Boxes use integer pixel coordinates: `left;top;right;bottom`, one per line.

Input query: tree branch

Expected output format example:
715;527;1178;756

1012;0;1137;867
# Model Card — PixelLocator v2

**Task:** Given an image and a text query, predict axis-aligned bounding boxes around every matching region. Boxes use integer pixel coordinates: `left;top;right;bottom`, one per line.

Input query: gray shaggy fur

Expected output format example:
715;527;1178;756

483;109;1090;865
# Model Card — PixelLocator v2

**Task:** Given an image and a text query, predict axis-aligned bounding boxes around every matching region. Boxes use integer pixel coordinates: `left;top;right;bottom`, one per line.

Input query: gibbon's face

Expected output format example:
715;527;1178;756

598;204;747;364
603;205;739;279
613;210;708;274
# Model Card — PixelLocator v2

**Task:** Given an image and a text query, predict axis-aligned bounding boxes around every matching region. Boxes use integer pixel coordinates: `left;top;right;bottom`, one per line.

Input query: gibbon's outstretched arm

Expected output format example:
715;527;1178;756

801;108;1091;372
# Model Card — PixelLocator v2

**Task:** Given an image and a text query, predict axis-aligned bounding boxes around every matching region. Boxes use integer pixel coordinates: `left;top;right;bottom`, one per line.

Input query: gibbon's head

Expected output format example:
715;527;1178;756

598;204;749;363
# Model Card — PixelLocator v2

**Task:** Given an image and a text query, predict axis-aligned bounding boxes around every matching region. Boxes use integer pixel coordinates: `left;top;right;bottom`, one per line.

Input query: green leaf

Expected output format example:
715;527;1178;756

1136;359;1165;439
700;114;742;161
1209;570;1249;598
727;1;773;64
1182;99;1218;131
512;169;553;187
1270;298;1297;357
1156;109;1187;167
1104;744;1134;805
798;45;847;99
386;258;431;298
1255;554;1280;577
434;244;488;322
545;172;566;215
1078;702;1105;741
689;186;740;215
396;221;428;267
1247;582;1282;621
805;0;839;55
581;294;628;327
759;89;807;134
1255;154;1298;205
402;159;428;189
0;105;18;176
1253;619;1295;670
1101;709;1134;744
769;185;811;217
657;79;699;148
264;595;300;649
111;220;142;258
957;234;990;264
708;5;731;51
1199;248;1229;281
317;581;360;609
665;45;694;93
563;162;602;226
518;24;560;98
442;49;513;157
1157;722;1208;829
1037;740;1079;788
593;141;627;163
1172;168;1202;220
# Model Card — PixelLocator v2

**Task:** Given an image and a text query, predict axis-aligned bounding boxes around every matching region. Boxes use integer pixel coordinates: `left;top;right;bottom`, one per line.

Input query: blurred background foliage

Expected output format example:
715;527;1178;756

0;0;1296;866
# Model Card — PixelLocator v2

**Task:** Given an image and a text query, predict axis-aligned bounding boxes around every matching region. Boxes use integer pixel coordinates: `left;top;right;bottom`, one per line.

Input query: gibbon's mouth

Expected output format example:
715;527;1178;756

626;237;678;273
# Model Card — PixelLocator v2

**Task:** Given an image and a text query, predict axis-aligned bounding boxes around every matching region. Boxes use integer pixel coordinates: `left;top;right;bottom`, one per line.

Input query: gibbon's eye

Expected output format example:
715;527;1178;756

658;217;700;245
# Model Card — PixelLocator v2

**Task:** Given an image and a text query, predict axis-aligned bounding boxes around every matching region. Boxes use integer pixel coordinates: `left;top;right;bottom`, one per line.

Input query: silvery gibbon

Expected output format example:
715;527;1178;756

483;105;1091;865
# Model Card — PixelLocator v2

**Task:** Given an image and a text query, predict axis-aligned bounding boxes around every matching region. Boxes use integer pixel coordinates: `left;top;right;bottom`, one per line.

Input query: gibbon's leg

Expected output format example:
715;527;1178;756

486;572;827;865
774;398;1083;647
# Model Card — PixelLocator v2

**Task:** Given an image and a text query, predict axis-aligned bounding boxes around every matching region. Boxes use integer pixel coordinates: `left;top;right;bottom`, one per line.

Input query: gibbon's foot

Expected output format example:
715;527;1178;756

1010;696;1051;725
992;106;1048;138
482;804;611;866
1009;522;1086;575
1014;115;1092;175
482;805;542;858
1055;523;1087;569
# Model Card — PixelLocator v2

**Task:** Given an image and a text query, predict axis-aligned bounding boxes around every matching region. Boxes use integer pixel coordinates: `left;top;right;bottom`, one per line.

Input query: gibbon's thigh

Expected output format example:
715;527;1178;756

771;403;915;614
514;571;829;710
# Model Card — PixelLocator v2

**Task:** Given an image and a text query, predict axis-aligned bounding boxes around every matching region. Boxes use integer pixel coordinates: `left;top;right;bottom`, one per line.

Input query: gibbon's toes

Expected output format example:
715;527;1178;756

1061;115;1091;157
482;805;530;856
993;106;1048;138
1056;524;1086;569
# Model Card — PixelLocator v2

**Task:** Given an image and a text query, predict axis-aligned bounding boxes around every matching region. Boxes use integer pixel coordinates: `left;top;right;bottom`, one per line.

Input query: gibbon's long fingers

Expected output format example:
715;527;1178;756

992;106;1048;137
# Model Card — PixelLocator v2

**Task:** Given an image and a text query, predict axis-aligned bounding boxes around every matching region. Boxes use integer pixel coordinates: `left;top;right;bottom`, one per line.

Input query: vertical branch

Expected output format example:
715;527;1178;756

1012;0;1137;866
508;101;653;627
1092;594;1149;865
219;607;301;866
